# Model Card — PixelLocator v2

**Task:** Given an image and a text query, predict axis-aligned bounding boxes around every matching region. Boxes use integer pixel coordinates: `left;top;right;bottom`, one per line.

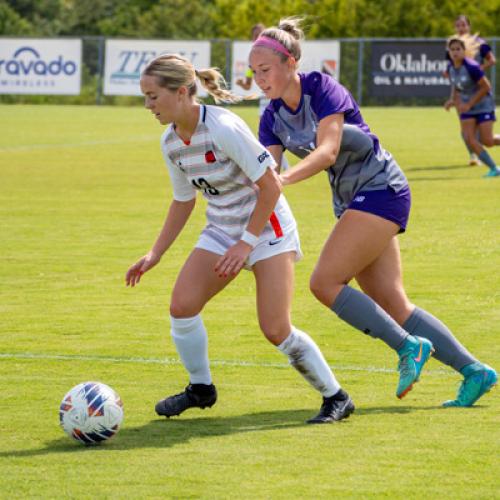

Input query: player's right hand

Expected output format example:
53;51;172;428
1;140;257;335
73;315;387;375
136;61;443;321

125;251;161;287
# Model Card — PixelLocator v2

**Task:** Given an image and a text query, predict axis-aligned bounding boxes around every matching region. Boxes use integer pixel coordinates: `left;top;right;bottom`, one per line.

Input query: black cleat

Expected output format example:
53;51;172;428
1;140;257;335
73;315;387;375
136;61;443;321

306;389;355;424
155;383;217;418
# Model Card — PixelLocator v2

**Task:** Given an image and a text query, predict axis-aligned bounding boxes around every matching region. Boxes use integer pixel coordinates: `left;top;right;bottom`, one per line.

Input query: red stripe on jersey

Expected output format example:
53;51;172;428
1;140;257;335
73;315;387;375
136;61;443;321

269;212;283;238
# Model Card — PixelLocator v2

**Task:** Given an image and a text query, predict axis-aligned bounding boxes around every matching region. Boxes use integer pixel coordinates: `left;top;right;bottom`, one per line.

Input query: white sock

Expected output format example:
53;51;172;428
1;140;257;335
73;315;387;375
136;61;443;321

170;314;212;385
277;327;340;397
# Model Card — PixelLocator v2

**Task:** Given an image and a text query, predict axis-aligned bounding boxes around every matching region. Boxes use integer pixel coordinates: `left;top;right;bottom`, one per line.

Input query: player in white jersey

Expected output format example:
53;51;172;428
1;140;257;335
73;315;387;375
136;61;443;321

125;54;354;423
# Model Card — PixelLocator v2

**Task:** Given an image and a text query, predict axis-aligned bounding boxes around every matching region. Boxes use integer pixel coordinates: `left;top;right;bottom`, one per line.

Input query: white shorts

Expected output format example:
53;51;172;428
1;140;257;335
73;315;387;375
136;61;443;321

196;224;303;270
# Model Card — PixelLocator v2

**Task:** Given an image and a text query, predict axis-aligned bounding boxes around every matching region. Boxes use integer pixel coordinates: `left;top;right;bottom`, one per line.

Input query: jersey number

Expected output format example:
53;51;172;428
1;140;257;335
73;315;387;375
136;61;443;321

192;178;219;195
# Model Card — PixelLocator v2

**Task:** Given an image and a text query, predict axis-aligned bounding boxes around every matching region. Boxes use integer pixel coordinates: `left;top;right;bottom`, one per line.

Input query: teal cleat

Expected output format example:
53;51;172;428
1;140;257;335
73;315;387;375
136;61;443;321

396;336;434;399
443;363;498;407
483;167;500;178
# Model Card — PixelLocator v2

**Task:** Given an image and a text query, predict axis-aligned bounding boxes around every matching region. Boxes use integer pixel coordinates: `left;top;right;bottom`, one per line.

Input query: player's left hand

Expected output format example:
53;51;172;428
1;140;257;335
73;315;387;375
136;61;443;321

457;102;471;113
214;241;252;278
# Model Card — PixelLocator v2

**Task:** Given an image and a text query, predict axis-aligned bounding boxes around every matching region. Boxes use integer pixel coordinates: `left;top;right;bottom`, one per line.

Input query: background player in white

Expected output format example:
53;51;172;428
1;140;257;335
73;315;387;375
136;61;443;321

236;23;269;116
250;18;497;407
444;34;500;177
126;54;354;423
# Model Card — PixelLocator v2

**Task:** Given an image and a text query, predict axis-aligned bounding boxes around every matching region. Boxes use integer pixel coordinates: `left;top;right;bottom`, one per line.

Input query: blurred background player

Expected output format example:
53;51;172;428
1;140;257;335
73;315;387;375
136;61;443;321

126;54;354;424
444;34;500;178
236;23;269;117
249;18;498;407
236;23;289;171
447;15;497;166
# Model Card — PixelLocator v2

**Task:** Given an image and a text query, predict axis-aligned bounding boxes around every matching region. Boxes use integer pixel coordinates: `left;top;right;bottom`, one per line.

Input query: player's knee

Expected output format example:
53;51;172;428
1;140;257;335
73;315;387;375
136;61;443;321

481;137;494;147
309;272;342;307
462;134;474;145
169;297;200;318
258;318;290;346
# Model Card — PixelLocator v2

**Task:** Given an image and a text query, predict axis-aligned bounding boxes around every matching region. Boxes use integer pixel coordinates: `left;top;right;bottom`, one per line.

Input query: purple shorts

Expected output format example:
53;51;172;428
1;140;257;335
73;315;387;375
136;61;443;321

346;185;411;233
460;111;496;123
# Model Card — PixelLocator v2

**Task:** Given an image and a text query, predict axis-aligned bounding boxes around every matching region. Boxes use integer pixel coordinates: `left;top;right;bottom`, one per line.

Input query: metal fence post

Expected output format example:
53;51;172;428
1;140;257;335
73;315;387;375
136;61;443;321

225;39;231;85
356;39;364;105
490;38;496;99
96;36;104;105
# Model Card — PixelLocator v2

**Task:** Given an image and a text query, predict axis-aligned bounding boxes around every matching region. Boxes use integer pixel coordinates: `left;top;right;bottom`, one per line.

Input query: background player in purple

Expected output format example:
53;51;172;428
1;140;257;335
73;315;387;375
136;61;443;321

445;35;500;177
453;15;496;71
446;14;497;166
126;54;354;424
249;18;497;407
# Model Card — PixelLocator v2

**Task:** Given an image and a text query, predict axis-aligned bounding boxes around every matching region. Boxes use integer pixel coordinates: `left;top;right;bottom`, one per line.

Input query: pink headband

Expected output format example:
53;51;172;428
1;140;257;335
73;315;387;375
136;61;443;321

252;35;293;58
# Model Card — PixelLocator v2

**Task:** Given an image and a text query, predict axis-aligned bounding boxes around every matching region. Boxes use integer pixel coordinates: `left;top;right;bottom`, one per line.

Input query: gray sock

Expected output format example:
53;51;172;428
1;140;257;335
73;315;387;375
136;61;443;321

478;150;497;170
331;286;409;351
402;307;477;372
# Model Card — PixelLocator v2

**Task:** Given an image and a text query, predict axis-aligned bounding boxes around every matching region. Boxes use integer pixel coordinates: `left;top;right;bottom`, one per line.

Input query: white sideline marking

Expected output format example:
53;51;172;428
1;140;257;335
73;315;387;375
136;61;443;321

0;136;155;153
0;352;453;376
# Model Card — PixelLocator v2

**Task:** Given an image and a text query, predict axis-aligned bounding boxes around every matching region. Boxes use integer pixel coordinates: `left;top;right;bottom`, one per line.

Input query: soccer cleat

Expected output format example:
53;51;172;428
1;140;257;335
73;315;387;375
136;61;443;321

483;167;500;178
443;363;498;407
469;155;480;166
396;336;434;399
306;389;355;424
155;383;217;417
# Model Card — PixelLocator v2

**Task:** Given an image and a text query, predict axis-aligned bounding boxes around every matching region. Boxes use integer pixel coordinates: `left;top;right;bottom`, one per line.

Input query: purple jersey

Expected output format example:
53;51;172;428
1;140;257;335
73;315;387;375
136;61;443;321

476;37;493;64
447;58;495;114
259;72;380;155
259;72;408;218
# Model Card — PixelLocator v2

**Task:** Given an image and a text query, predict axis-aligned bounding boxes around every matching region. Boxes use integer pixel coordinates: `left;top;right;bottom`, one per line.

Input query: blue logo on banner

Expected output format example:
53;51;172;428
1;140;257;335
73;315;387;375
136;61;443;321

0;46;78;76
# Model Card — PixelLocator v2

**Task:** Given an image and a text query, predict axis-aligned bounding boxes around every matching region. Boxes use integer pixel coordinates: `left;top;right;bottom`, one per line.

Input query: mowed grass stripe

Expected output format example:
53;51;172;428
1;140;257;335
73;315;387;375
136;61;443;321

0;351;456;375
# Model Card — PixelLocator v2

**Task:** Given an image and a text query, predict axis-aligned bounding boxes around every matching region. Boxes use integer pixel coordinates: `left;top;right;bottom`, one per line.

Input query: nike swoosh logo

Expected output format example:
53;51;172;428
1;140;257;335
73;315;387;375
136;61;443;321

414;342;423;363
269;239;282;246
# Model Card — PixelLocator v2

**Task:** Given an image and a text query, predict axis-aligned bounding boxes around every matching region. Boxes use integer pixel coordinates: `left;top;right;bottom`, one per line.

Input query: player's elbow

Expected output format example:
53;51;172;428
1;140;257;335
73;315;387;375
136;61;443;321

321;149;338;169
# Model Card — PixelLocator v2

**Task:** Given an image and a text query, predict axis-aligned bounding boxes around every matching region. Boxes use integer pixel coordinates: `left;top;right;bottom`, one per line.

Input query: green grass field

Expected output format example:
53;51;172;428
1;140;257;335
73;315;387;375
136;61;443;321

1;104;499;499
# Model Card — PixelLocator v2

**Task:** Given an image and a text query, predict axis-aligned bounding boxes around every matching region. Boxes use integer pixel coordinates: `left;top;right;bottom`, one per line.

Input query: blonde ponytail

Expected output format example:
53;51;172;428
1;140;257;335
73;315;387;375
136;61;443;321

195;68;247;104
142;53;252;104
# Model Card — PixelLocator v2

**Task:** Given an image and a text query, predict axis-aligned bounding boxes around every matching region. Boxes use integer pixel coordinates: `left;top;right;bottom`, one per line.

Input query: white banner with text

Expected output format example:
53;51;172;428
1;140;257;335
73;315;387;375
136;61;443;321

104;39;211;96
0;38;81;95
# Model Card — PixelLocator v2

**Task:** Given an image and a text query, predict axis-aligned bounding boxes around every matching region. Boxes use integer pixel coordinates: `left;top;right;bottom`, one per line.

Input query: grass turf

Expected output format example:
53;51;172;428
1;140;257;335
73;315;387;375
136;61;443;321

0;104;499;498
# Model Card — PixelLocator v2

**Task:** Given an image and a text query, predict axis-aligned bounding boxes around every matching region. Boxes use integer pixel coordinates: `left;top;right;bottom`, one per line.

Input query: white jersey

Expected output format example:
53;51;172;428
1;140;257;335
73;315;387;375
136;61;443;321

160;105;296;240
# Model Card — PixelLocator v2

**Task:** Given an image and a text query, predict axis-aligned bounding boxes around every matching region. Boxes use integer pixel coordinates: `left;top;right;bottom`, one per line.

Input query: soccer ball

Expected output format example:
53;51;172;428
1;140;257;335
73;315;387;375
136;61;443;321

59;381;124;445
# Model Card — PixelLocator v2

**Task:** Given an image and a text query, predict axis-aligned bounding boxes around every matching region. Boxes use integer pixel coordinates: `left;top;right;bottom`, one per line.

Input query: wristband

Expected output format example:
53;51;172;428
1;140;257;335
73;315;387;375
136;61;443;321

240;230;259;248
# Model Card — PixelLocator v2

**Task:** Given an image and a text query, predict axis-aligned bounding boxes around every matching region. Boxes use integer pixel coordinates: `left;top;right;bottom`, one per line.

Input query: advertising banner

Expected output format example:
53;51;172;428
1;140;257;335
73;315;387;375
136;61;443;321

0;38;81;95
370;42;450;98
104;40;210;96
231;40;340;97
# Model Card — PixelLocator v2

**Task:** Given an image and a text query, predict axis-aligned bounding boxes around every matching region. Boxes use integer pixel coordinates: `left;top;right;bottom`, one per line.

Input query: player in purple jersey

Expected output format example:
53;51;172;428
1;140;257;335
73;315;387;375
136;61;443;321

249;18;497;407
445;35;500;177
125;54;354;424
446;15;497;166
453;15;496;70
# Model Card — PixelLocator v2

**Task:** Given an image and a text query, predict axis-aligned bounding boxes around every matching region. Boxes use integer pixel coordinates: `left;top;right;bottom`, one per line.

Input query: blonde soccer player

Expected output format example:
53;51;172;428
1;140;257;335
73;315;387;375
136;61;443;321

126;54;354;423
249;18;497;406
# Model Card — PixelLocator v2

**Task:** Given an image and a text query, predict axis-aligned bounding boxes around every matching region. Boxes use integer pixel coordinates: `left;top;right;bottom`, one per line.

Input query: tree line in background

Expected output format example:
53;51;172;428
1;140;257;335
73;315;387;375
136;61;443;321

1;0;499;39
